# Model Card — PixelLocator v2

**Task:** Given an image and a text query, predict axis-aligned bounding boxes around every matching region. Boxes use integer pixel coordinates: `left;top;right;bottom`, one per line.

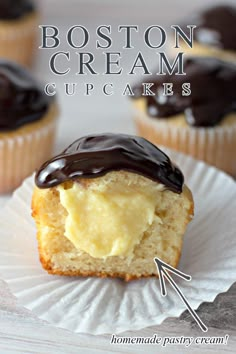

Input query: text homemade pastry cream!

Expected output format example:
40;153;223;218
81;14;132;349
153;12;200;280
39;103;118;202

32;134;194;281
58;180;163;259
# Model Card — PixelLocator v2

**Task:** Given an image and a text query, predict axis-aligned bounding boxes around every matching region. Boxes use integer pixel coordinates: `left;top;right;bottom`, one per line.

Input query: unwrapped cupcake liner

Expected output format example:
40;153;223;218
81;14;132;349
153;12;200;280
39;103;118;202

0;149;236;334
0;13;39;67
134;109;236;176
0;105;58;194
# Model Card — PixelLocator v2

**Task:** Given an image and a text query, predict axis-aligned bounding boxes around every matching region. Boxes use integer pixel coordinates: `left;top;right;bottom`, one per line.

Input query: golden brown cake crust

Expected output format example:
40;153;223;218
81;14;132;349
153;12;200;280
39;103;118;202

36;234;182;282
0;12;39;67
32;172;194;281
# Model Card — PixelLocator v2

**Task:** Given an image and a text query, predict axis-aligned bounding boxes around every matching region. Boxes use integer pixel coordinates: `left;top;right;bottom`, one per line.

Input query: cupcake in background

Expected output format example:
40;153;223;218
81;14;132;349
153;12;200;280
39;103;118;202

0;0;39;67
131;56;236;176
0;60;58;194
179;5;236;63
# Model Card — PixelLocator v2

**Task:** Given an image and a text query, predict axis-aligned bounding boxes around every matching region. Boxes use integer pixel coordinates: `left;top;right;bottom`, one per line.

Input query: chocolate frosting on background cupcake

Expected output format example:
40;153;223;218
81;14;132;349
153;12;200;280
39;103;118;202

0;0;34;20
190;5;236;51
0;60;52;131
0;60;58;194
132;57;236;127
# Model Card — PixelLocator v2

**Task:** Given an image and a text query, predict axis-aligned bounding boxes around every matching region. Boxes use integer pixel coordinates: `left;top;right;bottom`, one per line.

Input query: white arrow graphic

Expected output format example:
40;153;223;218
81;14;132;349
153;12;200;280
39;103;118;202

154;257;208;332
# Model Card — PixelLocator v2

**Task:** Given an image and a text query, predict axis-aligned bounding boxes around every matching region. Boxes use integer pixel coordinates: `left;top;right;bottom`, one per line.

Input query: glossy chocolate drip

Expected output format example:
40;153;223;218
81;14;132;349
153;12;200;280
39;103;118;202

0;0;34;20
132;57;236;127
191;5;236;51
0;60;52;131
35;134;184;193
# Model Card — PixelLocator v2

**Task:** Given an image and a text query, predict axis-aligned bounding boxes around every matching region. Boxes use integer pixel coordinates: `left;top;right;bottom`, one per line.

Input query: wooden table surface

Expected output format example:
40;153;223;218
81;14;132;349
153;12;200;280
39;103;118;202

0;1;236;352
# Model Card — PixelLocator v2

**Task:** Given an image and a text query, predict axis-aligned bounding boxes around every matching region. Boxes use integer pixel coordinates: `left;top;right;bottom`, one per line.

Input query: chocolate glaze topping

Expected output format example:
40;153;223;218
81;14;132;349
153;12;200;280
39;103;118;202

35;133;184;193
0;0;34;20
132;57;236;127
0;60;52;131
191;5;236;51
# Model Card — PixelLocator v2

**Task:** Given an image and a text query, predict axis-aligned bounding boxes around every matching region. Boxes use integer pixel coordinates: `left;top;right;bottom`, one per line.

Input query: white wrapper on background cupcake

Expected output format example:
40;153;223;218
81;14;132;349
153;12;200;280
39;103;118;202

134;108;236;176
0;103;58;194
131;56;236;176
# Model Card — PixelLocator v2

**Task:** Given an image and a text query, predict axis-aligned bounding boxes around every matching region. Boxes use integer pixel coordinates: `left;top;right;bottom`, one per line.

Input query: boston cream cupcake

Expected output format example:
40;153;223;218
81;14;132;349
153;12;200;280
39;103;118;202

181;5;236;63
32;133;194;281
132;57;236;176
0;60;58;194
0;0;38;66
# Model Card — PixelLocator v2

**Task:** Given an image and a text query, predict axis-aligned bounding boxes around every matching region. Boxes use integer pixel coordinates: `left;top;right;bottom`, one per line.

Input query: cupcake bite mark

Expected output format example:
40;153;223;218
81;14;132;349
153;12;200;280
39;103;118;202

32;134;193;281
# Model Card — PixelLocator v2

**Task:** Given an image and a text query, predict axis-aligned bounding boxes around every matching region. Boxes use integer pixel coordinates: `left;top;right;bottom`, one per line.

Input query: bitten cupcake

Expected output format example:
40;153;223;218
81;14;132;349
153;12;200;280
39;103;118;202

0;0;39;66
32;134;193;281
180;5;236;63
131;56;236;176
0;60;58;194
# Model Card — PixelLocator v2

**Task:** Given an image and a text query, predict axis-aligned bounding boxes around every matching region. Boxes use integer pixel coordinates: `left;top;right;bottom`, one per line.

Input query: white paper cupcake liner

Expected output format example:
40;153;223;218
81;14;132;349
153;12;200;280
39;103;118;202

134;110;236;176
0;105;58;194
0;149;235;335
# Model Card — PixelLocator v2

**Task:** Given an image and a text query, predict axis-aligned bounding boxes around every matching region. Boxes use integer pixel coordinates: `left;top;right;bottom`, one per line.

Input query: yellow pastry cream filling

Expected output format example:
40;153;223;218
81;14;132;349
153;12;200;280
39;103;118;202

58;178;163;259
